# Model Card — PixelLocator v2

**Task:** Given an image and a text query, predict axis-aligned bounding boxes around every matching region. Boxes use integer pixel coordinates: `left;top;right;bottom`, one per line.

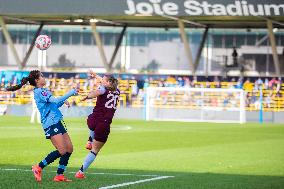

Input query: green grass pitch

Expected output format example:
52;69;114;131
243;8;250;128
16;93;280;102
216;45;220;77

0;116;283;189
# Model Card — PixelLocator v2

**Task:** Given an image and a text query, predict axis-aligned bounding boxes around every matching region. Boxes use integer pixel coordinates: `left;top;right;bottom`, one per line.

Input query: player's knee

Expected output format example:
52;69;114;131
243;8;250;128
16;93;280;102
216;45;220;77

91;145;101;154
92;148;100;154
58;148;67;156
67;144;73;153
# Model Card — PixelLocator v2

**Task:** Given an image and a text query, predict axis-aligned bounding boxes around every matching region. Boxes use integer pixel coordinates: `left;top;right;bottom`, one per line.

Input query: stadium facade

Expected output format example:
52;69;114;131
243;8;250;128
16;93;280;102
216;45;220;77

1;26;284;76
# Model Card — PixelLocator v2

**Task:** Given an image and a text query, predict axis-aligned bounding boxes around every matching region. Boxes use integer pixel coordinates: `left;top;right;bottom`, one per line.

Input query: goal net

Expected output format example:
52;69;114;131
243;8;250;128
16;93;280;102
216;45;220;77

145;87;246;123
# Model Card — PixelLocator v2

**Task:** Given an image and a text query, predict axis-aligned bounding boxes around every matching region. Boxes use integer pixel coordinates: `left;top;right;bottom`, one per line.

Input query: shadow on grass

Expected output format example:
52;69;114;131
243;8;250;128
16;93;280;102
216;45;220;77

0;164;283;189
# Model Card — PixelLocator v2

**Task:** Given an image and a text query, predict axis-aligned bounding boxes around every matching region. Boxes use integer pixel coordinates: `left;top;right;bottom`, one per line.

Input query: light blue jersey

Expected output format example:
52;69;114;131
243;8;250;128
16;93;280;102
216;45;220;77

33;87;77;129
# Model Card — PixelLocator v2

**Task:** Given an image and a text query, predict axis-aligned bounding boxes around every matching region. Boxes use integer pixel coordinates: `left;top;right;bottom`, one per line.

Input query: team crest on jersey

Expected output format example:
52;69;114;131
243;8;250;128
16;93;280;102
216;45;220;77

41;91;48;96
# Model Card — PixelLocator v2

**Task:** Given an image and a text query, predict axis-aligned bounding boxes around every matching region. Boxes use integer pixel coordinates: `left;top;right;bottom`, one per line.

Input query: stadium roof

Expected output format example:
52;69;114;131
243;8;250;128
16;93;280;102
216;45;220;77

1;0;284;28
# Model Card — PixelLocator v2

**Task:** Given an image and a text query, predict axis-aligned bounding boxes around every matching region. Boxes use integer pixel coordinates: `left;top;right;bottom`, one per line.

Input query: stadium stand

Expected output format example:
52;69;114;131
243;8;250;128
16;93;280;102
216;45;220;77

0;71;283;111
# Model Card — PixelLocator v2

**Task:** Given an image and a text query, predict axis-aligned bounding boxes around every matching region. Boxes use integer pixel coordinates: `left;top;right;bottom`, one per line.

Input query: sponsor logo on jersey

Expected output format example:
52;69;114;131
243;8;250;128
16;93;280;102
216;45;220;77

41;91;48;96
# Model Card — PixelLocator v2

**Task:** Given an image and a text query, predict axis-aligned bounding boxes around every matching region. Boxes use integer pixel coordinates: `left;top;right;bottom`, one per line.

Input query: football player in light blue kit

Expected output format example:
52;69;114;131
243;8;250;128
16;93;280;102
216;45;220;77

6;70;79;182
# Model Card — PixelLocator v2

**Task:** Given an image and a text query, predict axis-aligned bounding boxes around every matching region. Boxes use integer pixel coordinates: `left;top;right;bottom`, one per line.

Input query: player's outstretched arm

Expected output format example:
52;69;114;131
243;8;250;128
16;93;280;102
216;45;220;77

57;100;71;108
49;88;79;104
81;85;106;101
57;100;65;108
81;90;100;101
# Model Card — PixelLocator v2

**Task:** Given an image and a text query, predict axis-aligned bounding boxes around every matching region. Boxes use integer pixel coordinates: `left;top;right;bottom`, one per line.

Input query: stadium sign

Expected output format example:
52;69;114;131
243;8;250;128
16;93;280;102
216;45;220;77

125;0;284;16
0;0;284;17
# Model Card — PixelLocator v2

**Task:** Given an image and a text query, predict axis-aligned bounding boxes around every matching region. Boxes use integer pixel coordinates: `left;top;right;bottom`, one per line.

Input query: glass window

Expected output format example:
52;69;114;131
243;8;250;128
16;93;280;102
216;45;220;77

129;33;134;46
147;33;158;43
82;32;92;45
256;34;266;46
18;30;28;44
187;34;192;43
50;31;59;44
71;32;81;45
129;33;137;46
137;33;146;46
212;35;222;48
104;33;114;45
27;30;35;44
61;32;71;45
191;34;201;44
280;35;284;46
158;33;167;41
224;35;234;48
168;33;179;41
41;29;50;36
235;35;245;48
9;30;18;43
114;34;120;44
275;35;282;46
246;34;256;45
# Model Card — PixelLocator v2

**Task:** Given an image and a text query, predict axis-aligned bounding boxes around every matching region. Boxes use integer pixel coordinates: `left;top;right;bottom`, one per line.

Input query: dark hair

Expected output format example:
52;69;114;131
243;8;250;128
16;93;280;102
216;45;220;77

105;75;118;91
6;70;41;91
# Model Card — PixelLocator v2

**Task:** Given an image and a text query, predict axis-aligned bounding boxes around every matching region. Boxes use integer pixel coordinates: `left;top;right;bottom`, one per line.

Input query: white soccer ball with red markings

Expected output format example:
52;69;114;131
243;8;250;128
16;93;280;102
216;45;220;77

35;35;51;50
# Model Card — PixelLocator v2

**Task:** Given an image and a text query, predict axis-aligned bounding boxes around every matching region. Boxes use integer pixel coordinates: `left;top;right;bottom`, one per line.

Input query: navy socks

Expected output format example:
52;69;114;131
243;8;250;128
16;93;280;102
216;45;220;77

57;152;72;175
38;150;61;169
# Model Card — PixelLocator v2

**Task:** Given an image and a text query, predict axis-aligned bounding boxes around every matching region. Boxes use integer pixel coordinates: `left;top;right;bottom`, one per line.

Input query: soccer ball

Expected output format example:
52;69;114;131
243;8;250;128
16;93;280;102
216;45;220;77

35;35;51;50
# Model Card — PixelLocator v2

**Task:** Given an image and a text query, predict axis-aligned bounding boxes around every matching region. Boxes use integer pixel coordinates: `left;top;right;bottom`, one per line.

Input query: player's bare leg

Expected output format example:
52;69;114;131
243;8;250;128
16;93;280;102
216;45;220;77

86;130;94;150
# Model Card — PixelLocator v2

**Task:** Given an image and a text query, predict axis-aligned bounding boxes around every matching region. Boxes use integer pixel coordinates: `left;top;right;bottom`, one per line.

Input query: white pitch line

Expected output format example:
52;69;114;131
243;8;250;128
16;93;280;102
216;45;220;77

68;171;163;177
0;168;173;177
99;176;174;189
0;125;132;131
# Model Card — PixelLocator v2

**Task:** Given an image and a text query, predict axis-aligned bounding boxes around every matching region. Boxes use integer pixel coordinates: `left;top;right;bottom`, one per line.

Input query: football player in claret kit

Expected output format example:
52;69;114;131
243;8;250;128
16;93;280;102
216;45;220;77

75;72;120;179
6;70;79;182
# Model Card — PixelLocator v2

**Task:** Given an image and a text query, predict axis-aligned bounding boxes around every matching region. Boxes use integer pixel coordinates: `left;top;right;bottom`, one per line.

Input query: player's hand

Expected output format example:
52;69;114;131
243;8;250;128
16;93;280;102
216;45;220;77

65;101;71;108
71;84;82;95
94;79;102;86
89;70;96;78
72;83;79;89
76;88;82;94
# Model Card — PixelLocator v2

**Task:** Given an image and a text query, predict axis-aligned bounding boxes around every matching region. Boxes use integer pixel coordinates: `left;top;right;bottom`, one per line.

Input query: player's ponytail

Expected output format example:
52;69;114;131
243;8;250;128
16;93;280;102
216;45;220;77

106;76;118;91
6;70;41;91
6;77;29;91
